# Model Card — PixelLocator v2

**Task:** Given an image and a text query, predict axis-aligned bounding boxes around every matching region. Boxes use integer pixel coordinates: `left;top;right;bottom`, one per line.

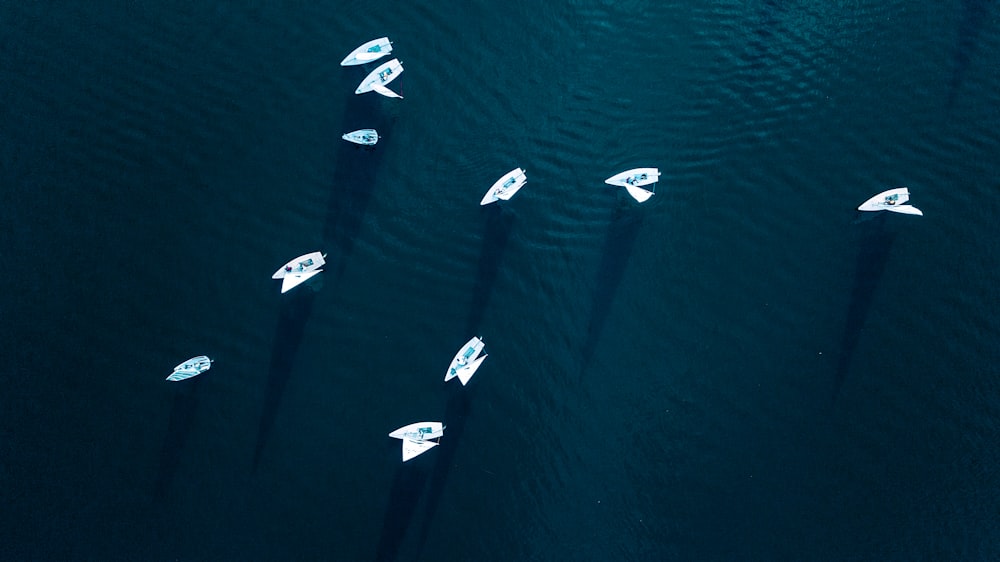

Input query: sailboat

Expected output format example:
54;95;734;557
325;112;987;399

340;37;392;66
445;336;487;385
857;187;923;216
355;59;404;98
167;356;213;382
605;168;660;203
388;422;445;461
271;251;326;294
480;168;527;206
342;129;379;146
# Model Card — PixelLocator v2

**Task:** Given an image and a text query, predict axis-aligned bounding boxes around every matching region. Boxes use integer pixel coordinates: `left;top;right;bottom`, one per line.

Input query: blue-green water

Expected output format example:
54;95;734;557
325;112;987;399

2;2;999;560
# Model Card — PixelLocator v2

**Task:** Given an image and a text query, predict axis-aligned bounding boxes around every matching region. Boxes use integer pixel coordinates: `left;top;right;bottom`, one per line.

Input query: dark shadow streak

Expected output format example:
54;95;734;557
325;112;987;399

948;0;991;109
323;92;396;285
153;378;202;500
252;288;316;468
833;213;895;399
465;205;516;335
373;459;431;562
581;199;645;372
412;384;472;559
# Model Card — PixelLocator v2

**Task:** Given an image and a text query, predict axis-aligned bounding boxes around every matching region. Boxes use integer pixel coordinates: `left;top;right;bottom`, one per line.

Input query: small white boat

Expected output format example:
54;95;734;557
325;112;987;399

388;422;445;461
342;129;379;146
605;168;661;203
857;187;923;216
480;168;527;206
167;356;213;382
445;336;487;386
340;37;392;66
355;58;403;98
271;251;326;294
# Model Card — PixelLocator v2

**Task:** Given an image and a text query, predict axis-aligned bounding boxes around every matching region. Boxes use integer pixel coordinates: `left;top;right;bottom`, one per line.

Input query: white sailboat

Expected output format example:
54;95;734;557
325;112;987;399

340;37;392;66
857;187;923;216
272;251;326;294
355;59;404;98
388;422;445;461
167;356;213;382
605;168;660;203
445;336;487;386
480;168;527;206
342;129;379;146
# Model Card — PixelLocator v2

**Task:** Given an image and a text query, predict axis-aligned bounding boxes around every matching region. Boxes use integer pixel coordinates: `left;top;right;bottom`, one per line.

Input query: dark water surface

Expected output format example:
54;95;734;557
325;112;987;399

3;2;999;560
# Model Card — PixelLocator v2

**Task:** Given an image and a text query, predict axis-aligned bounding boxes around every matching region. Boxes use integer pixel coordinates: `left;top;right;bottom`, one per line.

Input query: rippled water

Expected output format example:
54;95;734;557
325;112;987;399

2;1;998;560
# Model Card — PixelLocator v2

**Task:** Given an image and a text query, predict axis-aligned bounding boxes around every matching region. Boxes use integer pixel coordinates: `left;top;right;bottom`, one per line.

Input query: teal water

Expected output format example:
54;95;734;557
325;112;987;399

2;2;999;560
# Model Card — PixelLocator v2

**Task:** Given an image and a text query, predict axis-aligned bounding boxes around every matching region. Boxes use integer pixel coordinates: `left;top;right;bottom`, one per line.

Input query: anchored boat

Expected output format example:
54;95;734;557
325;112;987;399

605;168;660;203
272;251;326;294
355;58;403;98
342;129;379;146
480;168;527;206
388;422;445;461
857;187;923;216
445;336;487;385
167;356;213;382
340;37;392;66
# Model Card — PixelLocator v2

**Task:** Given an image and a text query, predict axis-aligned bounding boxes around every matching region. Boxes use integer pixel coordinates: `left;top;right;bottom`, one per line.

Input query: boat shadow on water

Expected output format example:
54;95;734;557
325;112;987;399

412;384;472;560
465;205;516;335
252;288;316;469
580;198;645;374
372;455;431;562
323;93;396;286
152;378;203;500
833;214;896;400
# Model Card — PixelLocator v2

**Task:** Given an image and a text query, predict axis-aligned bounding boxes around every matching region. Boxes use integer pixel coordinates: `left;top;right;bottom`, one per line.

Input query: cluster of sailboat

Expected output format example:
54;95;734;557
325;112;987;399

338;37;403;147
164;37;924;464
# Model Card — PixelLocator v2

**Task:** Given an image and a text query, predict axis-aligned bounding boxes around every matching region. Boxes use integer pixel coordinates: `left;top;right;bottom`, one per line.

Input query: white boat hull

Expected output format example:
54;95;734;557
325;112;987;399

480;168;527;205
342;129;379;146
389;421;445;461
167;355;213;381
858;187;922;215
356;59;403;98
605;168;660;202
273;251;326;293
605;168;660;188
445;336;487;385
340;37;392;66
389;421;445;441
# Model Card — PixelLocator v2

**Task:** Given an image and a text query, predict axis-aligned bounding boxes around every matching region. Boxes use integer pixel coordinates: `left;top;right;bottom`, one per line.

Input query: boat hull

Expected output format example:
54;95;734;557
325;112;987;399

480;168;527;205
355;59;403;97
389;422;445;441
342;129;379;146
340;37;392;66
445;336;487;384
858;187;922;215
606;168;659;202
605;168;660;188
389;422;445;461
167;356;213;381
273;251;326;293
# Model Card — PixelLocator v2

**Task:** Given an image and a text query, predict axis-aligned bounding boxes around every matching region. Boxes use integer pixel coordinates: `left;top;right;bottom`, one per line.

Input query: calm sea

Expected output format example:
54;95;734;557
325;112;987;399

2;1;998;560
